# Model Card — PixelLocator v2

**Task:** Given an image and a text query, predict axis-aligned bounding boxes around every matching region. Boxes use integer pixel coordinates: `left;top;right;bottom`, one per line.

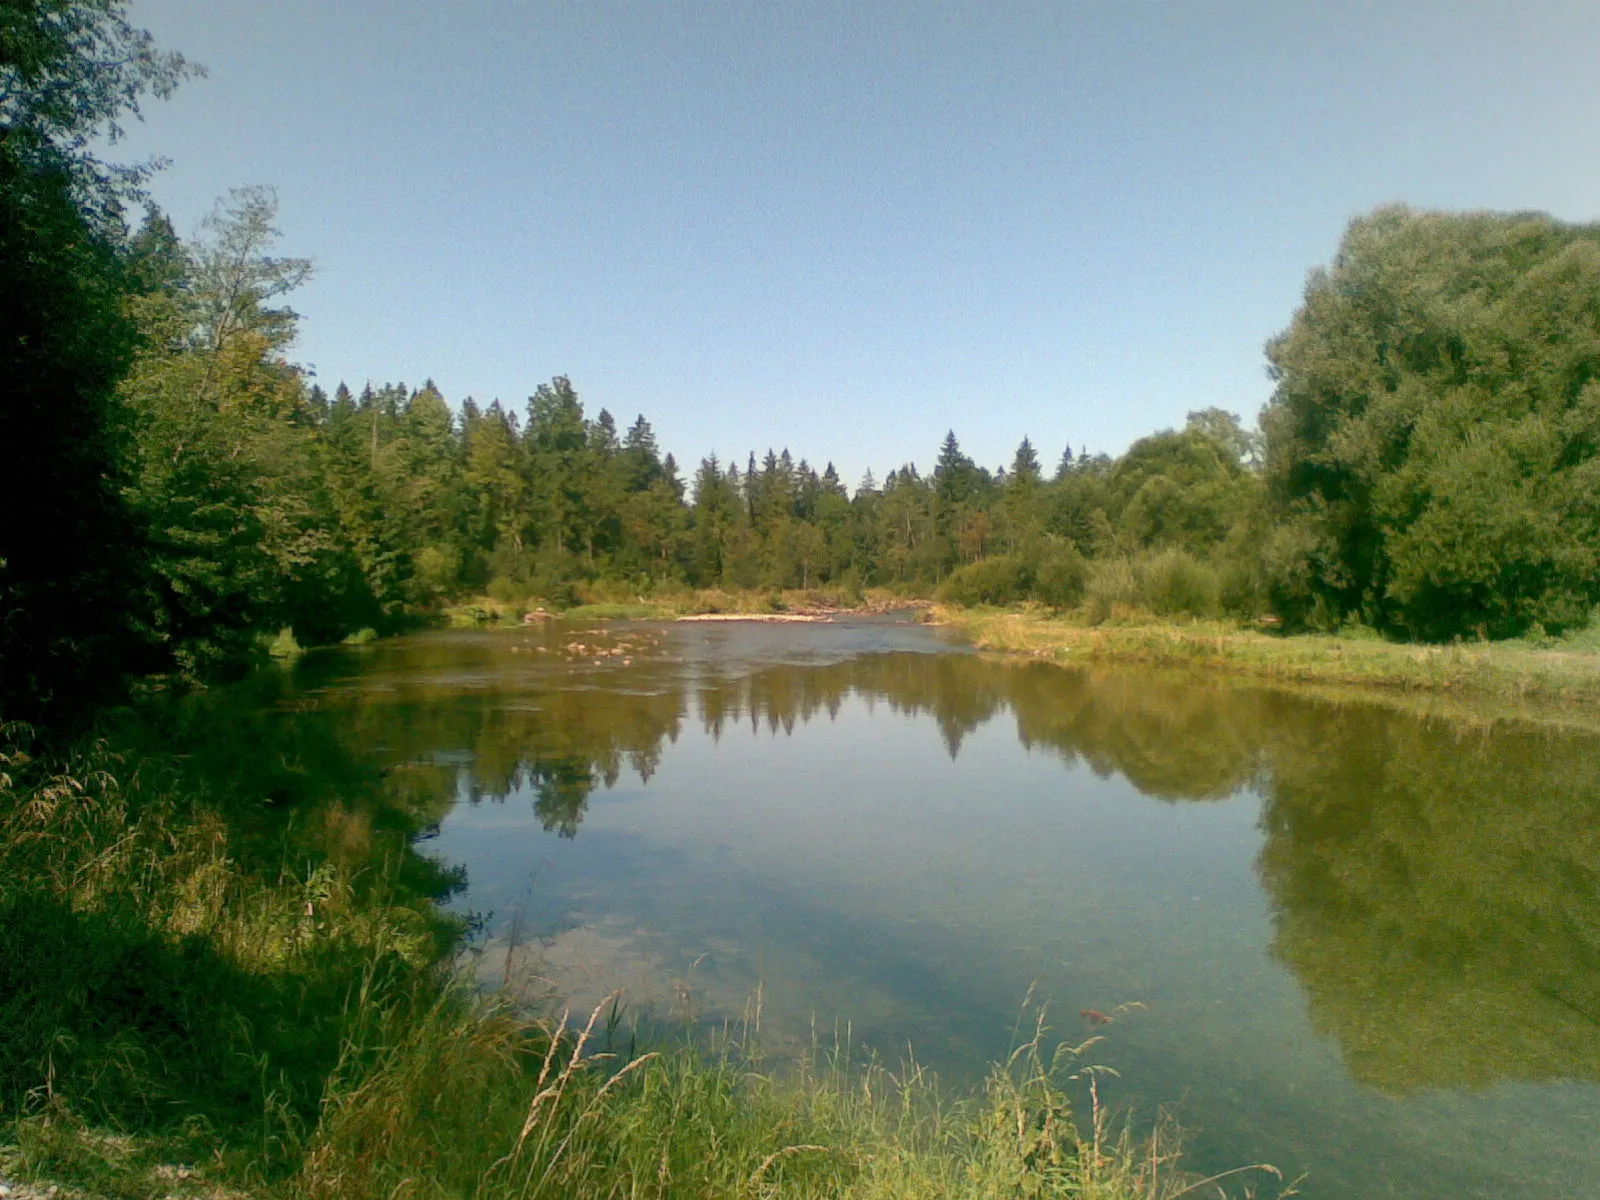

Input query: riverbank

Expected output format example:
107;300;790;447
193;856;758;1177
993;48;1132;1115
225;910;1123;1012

445;586;931;626
934;606;1600;706
0;712;1270;1200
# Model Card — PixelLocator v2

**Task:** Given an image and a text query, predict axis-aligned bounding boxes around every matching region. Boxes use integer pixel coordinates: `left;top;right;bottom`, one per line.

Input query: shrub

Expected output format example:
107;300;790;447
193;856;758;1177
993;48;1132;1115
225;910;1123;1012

937;555;1029;607
1085;558;1140;624
1212;522;1270;617
1336;615;1385;642
1136;548;1221;619
266;626;304;659
1555;608;1600;652
577;577;639;605
834;566;865;605
485;575;527;606
534;578;583;611
1218;554;1264;617
691;588;736;614
412;545;460;601
1031;543;1088;610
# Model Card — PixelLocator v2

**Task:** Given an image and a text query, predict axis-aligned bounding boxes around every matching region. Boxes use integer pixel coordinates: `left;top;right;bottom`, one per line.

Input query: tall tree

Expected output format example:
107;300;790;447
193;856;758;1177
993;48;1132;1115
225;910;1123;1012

119;191;340;671
190;186;310;357
999;437;1044;553
1;0;198;720
1262;206;1600;637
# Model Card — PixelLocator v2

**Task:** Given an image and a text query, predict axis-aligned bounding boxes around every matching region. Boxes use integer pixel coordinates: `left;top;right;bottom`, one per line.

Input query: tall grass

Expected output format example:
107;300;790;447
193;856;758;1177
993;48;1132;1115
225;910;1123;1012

296;988;1282;1200
934;606;1600;714
0;710;459;1192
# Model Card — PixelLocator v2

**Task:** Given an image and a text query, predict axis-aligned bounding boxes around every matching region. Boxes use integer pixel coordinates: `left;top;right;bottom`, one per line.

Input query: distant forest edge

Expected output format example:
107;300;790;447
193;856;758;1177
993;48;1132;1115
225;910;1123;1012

7;9;1600;722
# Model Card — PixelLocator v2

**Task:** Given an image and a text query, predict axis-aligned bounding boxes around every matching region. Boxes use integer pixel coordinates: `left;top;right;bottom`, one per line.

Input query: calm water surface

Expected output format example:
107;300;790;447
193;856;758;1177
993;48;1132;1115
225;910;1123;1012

282;619;1600;1200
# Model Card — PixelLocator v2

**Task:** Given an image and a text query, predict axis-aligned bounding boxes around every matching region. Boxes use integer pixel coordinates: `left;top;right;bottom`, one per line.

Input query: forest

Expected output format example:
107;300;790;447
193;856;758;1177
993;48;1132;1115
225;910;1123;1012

7;3;1600;729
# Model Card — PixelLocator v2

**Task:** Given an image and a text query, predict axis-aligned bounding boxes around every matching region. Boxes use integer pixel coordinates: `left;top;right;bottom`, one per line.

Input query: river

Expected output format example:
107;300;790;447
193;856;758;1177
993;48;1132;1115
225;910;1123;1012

275;617;1600;1200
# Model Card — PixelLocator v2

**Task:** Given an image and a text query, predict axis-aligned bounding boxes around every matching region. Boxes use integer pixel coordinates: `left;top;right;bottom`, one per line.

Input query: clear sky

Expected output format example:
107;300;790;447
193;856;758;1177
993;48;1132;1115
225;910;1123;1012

116;0;1600;485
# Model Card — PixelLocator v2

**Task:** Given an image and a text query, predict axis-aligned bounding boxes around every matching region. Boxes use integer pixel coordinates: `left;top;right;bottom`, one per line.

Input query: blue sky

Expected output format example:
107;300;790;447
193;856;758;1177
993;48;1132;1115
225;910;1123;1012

118;1;1600;484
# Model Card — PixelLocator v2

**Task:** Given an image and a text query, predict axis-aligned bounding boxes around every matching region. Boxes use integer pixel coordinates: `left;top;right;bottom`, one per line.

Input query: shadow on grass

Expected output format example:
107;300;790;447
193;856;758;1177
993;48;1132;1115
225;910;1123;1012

0;678;468;1183
0;892;353;1135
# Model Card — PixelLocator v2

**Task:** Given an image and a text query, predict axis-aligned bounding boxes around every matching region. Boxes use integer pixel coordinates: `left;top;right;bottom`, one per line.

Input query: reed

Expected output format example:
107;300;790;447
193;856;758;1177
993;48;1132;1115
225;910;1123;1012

294;988;1286;1200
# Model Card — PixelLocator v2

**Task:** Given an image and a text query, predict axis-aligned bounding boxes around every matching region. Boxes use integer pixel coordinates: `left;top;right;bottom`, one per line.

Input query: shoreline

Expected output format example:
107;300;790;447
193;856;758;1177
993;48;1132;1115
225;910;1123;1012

931;605;1600;711
676;610;838;622
445;589;934;627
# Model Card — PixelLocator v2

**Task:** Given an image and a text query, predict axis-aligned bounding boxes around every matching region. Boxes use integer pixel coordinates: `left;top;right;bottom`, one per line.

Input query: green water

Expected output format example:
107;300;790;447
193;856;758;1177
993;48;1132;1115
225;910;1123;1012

279;619;1600;1200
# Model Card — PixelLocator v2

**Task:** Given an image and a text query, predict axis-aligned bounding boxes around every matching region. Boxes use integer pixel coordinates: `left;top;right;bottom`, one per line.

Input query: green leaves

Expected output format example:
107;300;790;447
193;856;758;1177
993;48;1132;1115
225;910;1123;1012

0;0;202;223
119;190;354;673
191;186;311;356
1263;207;1600;638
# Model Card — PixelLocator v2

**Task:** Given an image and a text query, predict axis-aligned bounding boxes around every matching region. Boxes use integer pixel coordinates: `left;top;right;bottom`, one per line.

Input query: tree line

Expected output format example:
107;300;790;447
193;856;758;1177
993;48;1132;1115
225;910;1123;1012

6;3;1600;726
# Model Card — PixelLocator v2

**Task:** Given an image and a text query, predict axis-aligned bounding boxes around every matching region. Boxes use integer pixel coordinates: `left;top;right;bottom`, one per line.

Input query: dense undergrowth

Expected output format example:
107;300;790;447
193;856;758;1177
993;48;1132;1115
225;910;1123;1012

0;700;1282;1200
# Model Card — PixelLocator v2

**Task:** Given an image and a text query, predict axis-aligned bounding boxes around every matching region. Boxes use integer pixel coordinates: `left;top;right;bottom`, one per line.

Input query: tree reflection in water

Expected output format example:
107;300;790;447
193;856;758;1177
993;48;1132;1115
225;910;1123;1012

290;626;1600;1094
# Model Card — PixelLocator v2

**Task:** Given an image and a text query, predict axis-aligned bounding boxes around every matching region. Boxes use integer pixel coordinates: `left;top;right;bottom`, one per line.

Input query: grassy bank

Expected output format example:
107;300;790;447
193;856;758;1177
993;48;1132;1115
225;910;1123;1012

0;712;1277;1200
934;606;1600;706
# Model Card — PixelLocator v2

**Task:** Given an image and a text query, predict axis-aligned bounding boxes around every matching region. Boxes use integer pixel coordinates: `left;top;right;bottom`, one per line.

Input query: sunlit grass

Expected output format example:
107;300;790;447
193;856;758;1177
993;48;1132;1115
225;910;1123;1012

934;605;1600;708
295;987;1285;1200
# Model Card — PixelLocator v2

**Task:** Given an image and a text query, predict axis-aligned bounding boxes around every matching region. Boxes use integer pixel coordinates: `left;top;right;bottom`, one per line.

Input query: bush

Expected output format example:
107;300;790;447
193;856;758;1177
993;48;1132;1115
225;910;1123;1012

1031;543;1088;610
1212;522;1270;617
266;626;304;659
690;588;737;614
1257;519;1347;631
1218;554;1264;617
1136;549;1221;619
537;578;583;611
485;575;527;606
579;576;660;606
1555;608;1600;652
488;571;582;612
937;555;1029;606
834;566;865;606
412;545;460;602
1336;615;1385;642
1085;558;1139;624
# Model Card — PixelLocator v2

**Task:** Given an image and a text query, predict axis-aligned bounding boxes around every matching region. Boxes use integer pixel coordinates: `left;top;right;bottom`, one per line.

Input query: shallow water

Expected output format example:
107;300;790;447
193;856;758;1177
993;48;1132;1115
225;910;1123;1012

282;619;1600;1200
